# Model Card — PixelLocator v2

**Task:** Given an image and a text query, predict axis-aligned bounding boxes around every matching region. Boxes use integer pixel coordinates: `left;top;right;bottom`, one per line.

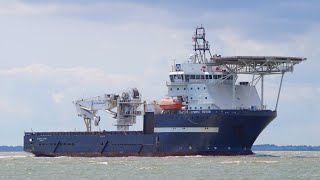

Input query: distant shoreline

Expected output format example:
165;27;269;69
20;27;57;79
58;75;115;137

1;144;320;152
252;144;320;151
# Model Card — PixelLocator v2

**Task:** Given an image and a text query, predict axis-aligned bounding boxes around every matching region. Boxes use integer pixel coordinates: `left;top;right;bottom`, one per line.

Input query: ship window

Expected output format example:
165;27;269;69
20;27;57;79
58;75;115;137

190;75;195;79
185;75;190;82
195;107;197;109
170;75;174;82
190;97;193;99
213;75;217;79
209;75;213;79
196;75;200;79
200;75;205;79
205;97;207;99
200;107;202;109
217;75;221;79
208;107;210;109
197;87;200;90
184;88;186;90
177;88;179;90
206;75;209;79
190;87;193;90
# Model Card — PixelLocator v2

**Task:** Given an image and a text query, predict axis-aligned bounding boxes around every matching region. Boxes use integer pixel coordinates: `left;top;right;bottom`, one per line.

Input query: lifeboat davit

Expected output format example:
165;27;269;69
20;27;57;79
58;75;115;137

159;98;183;110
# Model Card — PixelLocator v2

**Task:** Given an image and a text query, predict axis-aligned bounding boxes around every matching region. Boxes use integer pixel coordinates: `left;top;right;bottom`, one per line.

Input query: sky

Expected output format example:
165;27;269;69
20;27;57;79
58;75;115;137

0;0;319;146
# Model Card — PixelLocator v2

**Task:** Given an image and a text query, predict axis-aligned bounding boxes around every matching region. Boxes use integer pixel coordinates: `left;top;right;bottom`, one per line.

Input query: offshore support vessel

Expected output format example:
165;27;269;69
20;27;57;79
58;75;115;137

24;26;306;157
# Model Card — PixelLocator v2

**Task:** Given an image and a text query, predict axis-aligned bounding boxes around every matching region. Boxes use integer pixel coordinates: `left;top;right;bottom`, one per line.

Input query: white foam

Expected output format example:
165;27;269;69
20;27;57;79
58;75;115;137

0;155;27;159
97;161;108;165
256;160;278;163
220;161;241;164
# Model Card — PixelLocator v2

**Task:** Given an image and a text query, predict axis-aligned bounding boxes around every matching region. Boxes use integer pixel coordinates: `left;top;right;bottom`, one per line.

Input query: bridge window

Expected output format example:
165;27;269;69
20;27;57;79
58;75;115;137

196;75;200;79
190;75;195;79
170;75;174;82
178;75;182;80
200;75;205;79
185;75;190;82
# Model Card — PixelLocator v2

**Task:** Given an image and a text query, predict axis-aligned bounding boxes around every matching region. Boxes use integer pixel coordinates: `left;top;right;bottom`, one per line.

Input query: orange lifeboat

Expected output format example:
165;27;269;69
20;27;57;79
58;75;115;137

159;98;183;110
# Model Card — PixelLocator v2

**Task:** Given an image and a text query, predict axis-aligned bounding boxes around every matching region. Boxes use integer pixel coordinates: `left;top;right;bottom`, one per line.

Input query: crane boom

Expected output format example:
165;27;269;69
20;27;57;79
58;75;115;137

74;88;143;131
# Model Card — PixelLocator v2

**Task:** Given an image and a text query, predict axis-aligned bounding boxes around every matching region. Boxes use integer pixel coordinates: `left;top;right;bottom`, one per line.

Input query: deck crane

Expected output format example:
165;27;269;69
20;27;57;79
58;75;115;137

74;88;143;131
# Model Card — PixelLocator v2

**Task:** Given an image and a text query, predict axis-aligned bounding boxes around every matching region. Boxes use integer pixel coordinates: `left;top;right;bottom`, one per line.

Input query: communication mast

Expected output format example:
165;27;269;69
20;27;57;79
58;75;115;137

193;25;212;63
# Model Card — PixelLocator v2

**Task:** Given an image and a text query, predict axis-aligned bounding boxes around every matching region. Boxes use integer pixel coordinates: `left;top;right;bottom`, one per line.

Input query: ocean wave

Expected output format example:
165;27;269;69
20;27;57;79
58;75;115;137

0;155;28;159
255;160;278;163
97;161;109;165
220;161;241;164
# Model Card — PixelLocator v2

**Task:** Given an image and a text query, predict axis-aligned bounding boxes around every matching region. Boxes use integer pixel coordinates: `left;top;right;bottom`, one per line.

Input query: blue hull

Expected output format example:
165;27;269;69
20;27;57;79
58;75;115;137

24;110;276;157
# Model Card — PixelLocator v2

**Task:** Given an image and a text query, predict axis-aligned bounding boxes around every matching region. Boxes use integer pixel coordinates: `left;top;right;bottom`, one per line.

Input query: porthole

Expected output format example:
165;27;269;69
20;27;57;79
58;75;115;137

205;97;207;99
177;88;179;90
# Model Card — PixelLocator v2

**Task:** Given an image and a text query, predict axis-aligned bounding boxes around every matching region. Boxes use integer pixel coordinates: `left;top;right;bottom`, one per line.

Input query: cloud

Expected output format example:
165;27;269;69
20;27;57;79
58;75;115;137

51;92;64;103
0;64;137;85
0;1;63;15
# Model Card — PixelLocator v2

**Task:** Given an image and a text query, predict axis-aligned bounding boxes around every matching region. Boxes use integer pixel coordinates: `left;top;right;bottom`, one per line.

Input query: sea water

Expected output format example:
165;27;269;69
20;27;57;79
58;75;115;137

0;151;319;180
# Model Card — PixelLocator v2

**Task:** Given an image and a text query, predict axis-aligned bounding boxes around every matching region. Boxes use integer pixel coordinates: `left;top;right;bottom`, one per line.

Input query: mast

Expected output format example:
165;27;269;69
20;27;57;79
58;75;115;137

193;25;212;63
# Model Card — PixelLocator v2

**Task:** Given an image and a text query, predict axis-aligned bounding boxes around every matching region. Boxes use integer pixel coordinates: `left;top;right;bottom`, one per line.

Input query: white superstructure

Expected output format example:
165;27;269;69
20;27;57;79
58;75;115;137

167;62;261;110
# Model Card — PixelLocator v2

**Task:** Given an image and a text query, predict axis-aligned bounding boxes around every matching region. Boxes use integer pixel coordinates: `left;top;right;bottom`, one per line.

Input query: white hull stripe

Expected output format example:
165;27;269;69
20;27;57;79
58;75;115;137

154;127;219;133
